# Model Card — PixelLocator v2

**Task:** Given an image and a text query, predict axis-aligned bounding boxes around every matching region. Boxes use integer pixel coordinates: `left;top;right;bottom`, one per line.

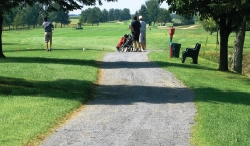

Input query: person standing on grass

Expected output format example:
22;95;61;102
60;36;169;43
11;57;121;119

139;15;146;52
42;16;54;51
131;15;141;52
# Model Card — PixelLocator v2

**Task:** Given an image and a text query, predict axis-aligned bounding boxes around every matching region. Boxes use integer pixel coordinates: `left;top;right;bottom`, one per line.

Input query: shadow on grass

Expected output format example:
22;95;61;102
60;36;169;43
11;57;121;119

84;83;250;106
3;49;45;52
2;43;20;45
0;75;194;104
0;76;93;103
1;75;249;106
4;48;82;52
1;56;98;67
3;48;105;52
1;53;248;106
1;56;217;71
193;87;250;105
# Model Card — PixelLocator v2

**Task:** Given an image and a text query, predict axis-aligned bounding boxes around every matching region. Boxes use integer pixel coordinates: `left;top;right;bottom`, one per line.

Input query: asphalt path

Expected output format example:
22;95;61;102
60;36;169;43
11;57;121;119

41;51;196;146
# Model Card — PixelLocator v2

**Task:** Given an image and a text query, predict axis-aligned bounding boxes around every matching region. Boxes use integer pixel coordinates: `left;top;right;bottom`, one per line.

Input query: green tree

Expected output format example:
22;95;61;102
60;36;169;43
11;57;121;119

87;7;102;25
134;11;139;17
160;0;250;71
48;3;70;28
179;16;194;25
108;8;115;22
157;8;170;24
0;0;116;58
3;8;19;31
13;12;24;29
113;9;120;21
146;0;160;26
54;10;70;28
24;4;42;29
201;18;218;35
121;8;131;21
3;12;13;30
201;18;219;45
101;9;108;22
138;5;148;23
79;8;91;23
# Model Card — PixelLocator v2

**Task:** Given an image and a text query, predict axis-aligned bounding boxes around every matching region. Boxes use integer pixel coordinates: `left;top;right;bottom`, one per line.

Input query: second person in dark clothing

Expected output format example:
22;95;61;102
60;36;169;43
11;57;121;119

131;15;141;52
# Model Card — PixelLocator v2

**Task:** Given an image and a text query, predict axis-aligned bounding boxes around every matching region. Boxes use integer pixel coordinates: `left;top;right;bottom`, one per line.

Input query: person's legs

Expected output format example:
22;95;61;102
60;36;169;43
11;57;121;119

45;33;49;51
139;32;146;51
133;41;137;51
139;33;143;51
45;42;48;50
49;40;52;51
49;42;52;50
144;33;146;50
137;41;141;51
48;33;52;51
132;33;138;51
135;32;140;51
143;43;146;50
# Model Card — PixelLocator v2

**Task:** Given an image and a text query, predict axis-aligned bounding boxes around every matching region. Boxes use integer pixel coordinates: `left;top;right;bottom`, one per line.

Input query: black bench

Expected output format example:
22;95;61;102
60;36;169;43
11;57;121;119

181;43;201;64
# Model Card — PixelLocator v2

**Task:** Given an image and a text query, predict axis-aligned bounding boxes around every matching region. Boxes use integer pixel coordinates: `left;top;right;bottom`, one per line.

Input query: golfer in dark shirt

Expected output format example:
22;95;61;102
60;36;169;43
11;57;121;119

131;16;141;52
42;17;54;51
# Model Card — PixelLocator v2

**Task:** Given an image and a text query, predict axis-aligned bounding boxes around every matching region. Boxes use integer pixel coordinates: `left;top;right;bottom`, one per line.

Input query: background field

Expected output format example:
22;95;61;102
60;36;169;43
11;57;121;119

1;21;250;146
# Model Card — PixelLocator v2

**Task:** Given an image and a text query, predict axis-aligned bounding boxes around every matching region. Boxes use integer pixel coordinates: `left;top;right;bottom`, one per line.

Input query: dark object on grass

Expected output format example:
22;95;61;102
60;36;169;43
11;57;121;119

172;43;181;58
116;34;133;52
76;23;83;29
181;43;201;64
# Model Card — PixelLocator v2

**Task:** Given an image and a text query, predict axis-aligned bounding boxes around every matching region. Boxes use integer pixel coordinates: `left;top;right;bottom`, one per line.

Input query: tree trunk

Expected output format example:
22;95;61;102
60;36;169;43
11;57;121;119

219;15;230;71
0;11;6;58
231;21;246;74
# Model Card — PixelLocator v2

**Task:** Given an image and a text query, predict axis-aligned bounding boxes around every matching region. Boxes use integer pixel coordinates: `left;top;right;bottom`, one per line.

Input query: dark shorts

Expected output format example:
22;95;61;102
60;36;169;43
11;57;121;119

132;32;140;41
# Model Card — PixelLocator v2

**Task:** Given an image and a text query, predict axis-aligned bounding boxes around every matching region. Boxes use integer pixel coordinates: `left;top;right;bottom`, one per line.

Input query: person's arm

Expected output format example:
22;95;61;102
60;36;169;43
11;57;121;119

50;22;54;30
130;22;134;32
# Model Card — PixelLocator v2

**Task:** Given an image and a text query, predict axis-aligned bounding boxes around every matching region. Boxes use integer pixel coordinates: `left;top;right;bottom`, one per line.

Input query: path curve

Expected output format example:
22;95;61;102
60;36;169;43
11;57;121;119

41;52;196;146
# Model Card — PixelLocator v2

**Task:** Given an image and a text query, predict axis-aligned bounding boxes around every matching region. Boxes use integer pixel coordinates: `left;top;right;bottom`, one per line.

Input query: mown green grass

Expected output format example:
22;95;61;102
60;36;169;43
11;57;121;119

1;26;109;145
1;21;250;146
148;52;250;146
0;49;105;146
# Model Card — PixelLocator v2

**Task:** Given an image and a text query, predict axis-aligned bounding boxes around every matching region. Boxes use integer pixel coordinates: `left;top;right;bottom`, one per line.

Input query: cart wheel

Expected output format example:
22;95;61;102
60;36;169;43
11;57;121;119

123;47;128;52
118;45;124;52
128;46;133;52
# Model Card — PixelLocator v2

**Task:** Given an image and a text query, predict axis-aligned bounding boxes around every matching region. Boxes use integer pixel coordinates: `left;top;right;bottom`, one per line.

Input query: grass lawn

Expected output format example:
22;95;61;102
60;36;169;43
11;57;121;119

148;53;250;146
0;21;250;146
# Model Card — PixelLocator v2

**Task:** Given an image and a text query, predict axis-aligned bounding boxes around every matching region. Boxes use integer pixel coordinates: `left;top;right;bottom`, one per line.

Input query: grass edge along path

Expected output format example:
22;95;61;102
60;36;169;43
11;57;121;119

0;49;106;146
148;51;250;146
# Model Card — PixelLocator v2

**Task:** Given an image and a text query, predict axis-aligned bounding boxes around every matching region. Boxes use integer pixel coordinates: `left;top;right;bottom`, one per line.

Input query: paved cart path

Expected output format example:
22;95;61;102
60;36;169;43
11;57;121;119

41;52;196;146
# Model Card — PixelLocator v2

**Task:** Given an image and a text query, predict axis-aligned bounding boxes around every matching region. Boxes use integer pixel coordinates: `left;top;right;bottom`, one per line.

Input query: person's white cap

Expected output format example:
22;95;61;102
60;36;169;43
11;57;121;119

139;16;143;20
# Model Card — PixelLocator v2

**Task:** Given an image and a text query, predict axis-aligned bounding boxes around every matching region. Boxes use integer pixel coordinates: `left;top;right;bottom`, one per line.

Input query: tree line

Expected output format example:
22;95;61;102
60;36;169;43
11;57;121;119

2;0;195;30
3;3;70;30
79;8;131;25
78;0;194;26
